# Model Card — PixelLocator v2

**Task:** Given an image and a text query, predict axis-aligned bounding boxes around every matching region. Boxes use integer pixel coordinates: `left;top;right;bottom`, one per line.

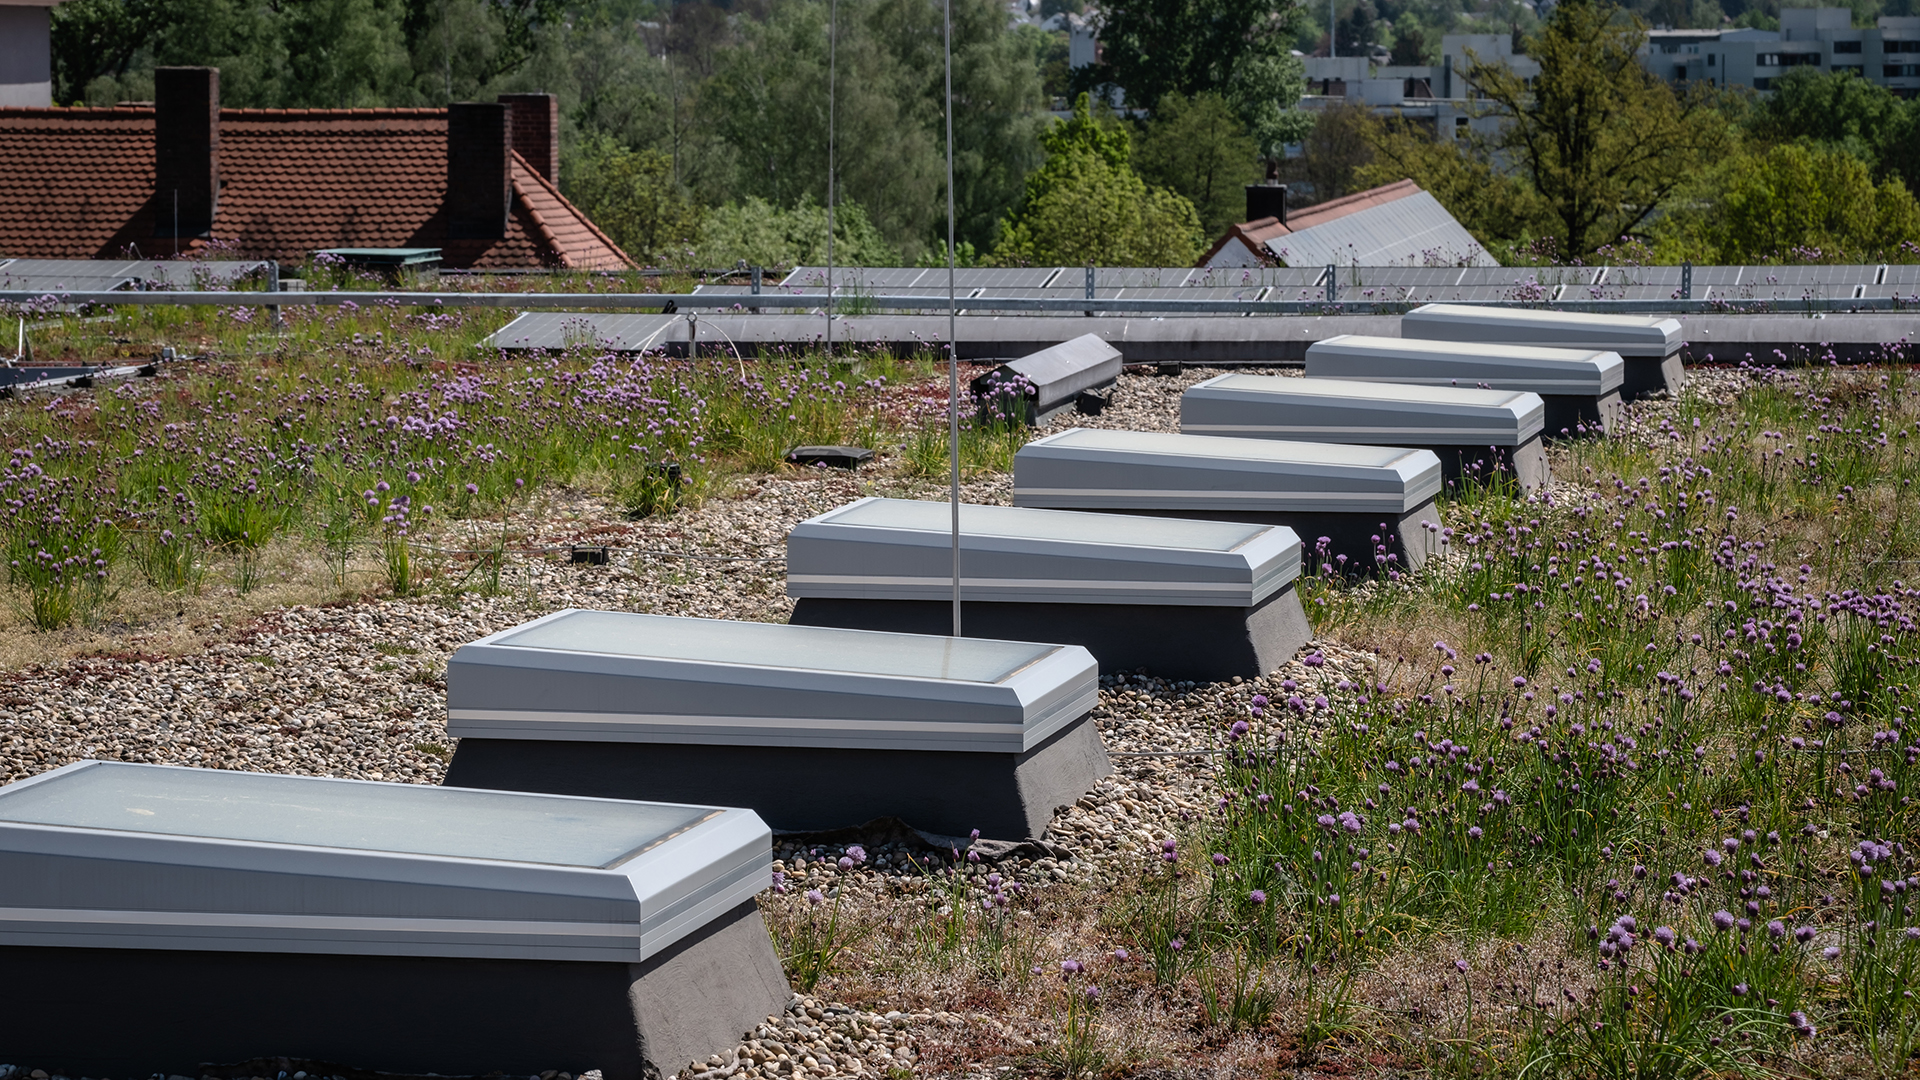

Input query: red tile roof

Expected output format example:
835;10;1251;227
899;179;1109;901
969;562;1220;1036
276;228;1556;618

1197;179;1425;268
0;106;631;270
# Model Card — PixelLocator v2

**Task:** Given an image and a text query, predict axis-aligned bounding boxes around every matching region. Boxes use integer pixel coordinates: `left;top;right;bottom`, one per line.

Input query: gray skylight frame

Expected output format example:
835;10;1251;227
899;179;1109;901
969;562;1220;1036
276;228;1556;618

1305;334;1625;395
787;497;1301;608
1012;428;1443;515
447;610;1099;754
0;761;770;964
1403;303;1684;357
1181;374;1545;446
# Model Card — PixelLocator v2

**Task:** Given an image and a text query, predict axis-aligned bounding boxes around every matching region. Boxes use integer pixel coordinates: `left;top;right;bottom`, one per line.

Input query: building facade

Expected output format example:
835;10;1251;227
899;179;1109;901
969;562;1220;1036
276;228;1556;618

1639;9;1920;97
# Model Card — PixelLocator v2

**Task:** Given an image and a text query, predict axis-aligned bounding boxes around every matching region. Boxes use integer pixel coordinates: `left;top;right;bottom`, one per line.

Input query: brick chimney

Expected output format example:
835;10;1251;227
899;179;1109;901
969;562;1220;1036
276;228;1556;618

498;93;558;185
154;67;220;237
447;102;512;239
1245;183;1288;226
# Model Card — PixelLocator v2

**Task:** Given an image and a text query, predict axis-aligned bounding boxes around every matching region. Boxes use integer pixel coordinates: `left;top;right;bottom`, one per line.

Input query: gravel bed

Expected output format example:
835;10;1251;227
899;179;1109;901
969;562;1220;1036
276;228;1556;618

0;361;1720;1077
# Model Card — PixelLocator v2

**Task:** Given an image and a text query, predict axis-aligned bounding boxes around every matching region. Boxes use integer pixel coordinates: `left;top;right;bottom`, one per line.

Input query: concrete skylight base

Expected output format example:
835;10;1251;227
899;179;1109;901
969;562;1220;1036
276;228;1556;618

789;583;1313;682
446;713;1111;841
1542;390;1623;437
0;900;786;1080
1070;500;1446;576
1414;434;1552;494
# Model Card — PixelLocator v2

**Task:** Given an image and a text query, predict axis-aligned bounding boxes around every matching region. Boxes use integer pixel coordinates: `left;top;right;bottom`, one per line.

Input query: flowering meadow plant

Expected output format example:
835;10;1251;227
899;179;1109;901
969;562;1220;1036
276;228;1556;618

0;302;946;624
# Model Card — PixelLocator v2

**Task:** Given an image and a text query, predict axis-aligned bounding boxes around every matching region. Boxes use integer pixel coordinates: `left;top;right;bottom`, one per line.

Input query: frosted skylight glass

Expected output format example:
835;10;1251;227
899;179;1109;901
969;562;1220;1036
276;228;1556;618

0;763;710;868
822;499;1269;552
495;610;1055;684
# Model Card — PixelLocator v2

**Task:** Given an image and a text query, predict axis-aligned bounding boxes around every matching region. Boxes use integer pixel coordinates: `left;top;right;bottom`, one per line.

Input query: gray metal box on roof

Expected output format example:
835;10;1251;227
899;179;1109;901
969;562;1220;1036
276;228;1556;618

0;761;787;1080
1305;334;1624;436
1181;373;1550;494
444;611;1109;839
1012;428;1447;573
970;333;1122;424
786;498;1312;680
1401;302;1684;399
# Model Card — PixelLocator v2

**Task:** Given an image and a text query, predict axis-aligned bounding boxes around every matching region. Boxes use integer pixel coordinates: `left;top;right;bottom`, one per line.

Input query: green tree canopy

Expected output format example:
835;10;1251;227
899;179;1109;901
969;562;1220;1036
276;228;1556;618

564;134;704;265
1465;0;1729;257
991;94;1203;266
1133;91;1260;234
1078;0;1310;164
1660;142;1920;263
697;195;898;269
1748;67;1920;197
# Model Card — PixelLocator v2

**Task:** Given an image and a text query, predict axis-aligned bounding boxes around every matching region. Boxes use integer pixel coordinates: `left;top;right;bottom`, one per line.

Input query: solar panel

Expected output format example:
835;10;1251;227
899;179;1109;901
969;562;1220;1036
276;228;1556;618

1186;266;1322;289
485;311;681;350
778;267;931;289
959;267;1064;289
1092;267;1190;288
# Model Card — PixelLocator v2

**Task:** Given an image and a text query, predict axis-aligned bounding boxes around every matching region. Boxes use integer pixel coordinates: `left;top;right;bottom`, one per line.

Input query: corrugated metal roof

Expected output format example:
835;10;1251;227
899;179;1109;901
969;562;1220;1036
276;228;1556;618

1264;191;1498;268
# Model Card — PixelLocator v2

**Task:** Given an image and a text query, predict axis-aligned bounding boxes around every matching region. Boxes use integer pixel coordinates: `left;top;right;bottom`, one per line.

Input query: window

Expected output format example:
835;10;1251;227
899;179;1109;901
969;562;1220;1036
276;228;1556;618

1758;52;1821;66
1833;40;1862;53
1754;76;1775;89
1708;53;1716;66
1888;41;1920;52
1886;64;1917;77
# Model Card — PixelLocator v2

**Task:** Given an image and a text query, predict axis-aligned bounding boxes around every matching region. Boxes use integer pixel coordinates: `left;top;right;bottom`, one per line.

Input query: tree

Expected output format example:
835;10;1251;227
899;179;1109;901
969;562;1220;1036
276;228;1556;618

1079;0;1311;168
701;0;940;257
1134;91;1261;233
1356;115;1548;253
1295;100;1377;203
1223;52;1313;167
564;135;704;265
1660;142;1920;262
1465;0;1728;257
991;94;1203;265
868;0;1049;249
696;195;898;268
1748;66;1920;197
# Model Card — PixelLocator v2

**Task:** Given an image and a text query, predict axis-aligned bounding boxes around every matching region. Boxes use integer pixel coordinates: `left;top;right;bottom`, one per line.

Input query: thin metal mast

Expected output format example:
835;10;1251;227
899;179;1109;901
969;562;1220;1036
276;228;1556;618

825;0;837;359
946;0;961;637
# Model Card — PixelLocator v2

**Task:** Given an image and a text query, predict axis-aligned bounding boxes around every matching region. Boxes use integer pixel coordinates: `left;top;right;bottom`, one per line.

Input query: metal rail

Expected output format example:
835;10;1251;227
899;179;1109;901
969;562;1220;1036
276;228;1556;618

1;289;1914;316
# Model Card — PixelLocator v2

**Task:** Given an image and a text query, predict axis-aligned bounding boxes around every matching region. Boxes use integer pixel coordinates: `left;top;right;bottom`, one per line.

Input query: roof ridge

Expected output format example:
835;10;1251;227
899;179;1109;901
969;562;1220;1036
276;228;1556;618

220;107;448;119
0;106;154;118
509;150;635;270
1287;179;1422;228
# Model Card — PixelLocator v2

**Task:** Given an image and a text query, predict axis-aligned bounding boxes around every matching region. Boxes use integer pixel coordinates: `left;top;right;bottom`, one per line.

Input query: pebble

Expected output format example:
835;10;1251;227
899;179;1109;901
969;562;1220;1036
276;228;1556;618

0;362;1725;1077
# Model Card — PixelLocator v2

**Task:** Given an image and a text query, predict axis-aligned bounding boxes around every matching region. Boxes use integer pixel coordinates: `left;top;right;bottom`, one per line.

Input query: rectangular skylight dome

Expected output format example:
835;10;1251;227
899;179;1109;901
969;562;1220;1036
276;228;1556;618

1012;428;1443;515
1182;374;1545;445
1402;303;1683;357
1305;334;1625;395
0;761;769;963
788;497;1300;607
448;610;1098;754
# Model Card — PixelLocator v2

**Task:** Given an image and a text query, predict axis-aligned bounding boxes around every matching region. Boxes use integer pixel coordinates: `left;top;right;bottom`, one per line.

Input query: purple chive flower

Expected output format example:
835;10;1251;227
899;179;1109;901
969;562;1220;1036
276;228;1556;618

1732;983;1749;998
1468;826;1484;840
1212;853;1229;867
1767;920;1786;939
1653;926;1676;948
1824;946;1842;960
1795;925;1816;942
1230;720;1250;738
838;856;854;871
806;889;825;906
1704;849;1724;868
1455;960;1469;973
1250;890;1267;904
1711;910;1737;932
1060;959;1082;974
1112;948;1129;961
846;844;867;864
